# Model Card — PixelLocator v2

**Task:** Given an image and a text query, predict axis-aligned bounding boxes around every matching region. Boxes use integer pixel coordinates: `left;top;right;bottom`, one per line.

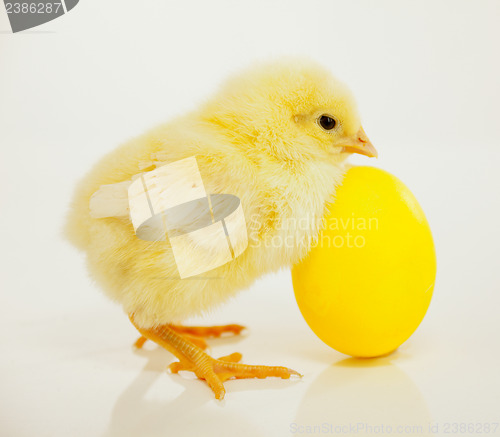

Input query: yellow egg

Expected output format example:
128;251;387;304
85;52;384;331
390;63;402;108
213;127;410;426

292;166;436;358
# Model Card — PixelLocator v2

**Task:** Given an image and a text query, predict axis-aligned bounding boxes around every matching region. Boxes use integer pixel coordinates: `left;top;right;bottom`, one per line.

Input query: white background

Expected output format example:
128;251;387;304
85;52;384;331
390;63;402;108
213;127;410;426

1;1;499;436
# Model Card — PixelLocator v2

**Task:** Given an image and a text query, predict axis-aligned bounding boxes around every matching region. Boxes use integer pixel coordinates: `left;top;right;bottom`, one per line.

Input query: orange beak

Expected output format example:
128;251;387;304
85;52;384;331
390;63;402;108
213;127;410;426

339;126;378;158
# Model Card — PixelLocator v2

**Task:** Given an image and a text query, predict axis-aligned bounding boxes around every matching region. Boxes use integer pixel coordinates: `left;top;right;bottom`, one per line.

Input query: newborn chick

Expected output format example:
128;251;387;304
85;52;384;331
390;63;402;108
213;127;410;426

65;58;377;399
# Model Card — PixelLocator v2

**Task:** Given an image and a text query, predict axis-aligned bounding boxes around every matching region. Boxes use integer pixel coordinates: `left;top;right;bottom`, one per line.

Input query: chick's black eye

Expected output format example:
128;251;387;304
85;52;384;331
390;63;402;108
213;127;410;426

319;115;337;130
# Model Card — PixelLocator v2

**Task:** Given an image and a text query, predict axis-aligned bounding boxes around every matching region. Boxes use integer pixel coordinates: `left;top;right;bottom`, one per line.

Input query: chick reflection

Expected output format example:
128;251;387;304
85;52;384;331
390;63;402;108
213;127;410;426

294;354;432;436
103;344;261;437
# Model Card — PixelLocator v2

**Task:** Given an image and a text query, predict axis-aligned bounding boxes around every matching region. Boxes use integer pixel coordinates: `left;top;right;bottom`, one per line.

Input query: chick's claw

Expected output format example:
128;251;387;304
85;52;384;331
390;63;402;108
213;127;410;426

218;352;243;363
134;335;148;349
213;360;302;382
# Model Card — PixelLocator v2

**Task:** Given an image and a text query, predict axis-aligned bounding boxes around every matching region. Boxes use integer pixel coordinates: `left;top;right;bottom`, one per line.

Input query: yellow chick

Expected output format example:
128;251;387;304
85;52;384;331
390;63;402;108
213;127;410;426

65;58;377;400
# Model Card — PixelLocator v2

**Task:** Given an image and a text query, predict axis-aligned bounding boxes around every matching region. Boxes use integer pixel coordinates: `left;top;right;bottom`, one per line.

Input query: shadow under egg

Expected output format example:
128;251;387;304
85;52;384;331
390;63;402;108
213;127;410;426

293;354;433;436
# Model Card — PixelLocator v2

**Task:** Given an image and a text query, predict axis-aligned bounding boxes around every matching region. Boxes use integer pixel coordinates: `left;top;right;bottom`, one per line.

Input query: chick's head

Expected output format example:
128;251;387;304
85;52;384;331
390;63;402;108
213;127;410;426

199;59;377;165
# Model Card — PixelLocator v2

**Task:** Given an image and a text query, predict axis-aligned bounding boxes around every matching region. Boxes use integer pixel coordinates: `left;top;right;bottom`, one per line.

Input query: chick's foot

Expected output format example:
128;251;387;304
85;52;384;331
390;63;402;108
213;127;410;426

170;323;246;338
168;352;242;375
133;323;244;350
169;351;300;398
130;316;300;400
134;332;208;350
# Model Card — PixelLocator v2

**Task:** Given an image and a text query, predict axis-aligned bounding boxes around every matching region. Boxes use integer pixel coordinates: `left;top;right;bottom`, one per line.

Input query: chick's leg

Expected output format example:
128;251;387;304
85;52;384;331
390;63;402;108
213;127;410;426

130;316;300;400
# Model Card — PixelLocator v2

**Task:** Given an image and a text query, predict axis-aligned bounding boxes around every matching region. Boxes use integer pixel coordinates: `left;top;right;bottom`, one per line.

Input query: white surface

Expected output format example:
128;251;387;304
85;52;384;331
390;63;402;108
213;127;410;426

1;1;499;436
